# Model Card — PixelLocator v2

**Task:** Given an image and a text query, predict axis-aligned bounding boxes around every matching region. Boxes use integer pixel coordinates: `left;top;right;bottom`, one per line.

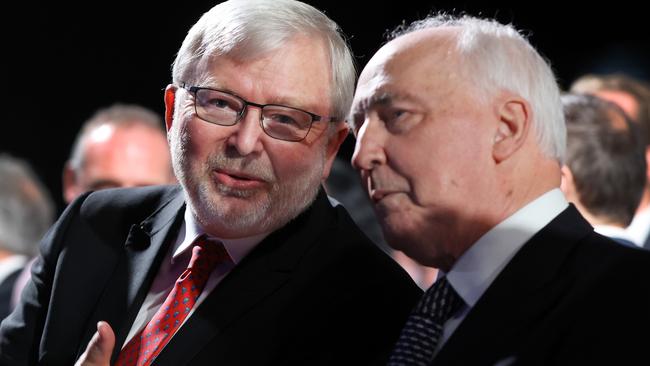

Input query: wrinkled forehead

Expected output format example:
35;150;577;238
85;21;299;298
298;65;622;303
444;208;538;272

356;29;465;103
374;28;458;68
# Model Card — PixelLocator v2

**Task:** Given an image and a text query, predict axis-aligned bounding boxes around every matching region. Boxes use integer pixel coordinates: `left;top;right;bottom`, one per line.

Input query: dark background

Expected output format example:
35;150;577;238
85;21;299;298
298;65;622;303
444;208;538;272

2;1;648;213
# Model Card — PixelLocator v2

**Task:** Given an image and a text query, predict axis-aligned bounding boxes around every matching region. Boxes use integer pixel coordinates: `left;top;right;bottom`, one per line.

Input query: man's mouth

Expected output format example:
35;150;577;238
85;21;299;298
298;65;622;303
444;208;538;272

213;169;266;189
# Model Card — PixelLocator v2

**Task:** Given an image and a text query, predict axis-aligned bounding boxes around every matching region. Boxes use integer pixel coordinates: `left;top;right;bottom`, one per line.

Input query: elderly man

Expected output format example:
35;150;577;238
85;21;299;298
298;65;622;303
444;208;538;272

351;14;650;365
0;1;420;365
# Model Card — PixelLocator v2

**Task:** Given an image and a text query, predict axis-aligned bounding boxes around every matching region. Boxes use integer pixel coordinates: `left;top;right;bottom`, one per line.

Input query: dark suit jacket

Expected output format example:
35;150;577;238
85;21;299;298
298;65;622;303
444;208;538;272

432;205;650;365
0;185;421;365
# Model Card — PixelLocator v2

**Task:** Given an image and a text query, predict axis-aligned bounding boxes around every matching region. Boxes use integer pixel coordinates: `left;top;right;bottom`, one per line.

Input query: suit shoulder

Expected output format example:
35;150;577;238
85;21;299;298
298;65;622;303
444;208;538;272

63;185;183;239
574;231;650;267
566;232;650;292
77;185;181;219
323;203;421;293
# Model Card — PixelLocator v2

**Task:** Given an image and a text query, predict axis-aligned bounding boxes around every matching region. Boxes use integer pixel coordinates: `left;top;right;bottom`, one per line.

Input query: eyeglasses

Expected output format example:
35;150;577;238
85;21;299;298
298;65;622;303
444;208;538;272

180;83;339;142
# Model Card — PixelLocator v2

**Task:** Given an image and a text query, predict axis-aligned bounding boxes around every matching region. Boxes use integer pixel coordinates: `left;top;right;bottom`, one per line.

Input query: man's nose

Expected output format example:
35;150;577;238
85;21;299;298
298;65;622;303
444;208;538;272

226;106;265;156
351;117;387;171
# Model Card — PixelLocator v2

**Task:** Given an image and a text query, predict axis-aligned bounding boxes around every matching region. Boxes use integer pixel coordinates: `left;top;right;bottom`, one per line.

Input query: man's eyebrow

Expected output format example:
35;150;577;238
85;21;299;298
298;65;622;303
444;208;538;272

352;89;422;116
348;92;392;131
199;80;325;115
364;92;395;109
351;92;393;117
360;89;422;110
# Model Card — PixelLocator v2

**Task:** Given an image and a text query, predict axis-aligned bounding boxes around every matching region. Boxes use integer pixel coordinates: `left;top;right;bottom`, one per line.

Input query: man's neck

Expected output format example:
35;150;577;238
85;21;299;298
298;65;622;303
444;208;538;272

636;188;650;214
587;215;626;229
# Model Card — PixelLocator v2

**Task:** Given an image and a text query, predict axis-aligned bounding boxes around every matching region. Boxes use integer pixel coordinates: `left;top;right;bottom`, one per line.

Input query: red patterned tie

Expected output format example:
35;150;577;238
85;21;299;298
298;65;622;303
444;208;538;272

115;235;231;366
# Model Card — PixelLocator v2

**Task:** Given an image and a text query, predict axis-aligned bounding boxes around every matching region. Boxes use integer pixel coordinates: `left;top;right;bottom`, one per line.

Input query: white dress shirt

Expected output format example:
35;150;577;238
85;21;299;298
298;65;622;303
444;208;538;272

434;189;569;355
625;206;650;248
122;207;268;347
594;224;635;244
0;255;29;285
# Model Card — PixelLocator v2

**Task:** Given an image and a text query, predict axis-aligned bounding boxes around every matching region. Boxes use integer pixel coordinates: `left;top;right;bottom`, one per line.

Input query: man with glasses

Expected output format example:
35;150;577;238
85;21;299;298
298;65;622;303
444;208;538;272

0;1;421;365
179;83;340;143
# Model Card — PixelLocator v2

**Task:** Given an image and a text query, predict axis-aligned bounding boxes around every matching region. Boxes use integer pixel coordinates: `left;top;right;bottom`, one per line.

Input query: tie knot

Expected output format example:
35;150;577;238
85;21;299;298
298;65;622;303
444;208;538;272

416;276;464;324
387;276;465;365
187;235;232;275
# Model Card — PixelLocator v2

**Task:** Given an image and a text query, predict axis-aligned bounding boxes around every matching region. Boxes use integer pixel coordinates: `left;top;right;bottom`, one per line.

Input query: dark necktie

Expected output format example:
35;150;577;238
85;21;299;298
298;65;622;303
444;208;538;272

115;235;231;366
388;276;464;366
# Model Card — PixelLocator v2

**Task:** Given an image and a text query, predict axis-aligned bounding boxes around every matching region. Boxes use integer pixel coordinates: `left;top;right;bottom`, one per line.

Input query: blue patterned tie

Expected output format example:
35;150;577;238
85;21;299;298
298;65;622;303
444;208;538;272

388;276;464;366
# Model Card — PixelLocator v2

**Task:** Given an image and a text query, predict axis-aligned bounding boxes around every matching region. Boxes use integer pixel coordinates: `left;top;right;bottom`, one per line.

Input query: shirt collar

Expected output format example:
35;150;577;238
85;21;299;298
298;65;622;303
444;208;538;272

0;254;29;282
170;206;270;264
594;224;634;242
446;188;569;307
624;205;650;246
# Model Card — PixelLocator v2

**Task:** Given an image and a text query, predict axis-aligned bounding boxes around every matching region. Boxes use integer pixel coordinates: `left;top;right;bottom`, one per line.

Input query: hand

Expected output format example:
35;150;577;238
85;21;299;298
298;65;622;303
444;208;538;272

75;321;116;366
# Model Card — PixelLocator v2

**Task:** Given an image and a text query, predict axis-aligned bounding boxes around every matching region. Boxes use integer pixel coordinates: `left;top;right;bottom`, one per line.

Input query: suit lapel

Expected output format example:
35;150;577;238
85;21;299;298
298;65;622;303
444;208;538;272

75;188;186;360
123;191;185;314
433;205;593;365
154;189;336;365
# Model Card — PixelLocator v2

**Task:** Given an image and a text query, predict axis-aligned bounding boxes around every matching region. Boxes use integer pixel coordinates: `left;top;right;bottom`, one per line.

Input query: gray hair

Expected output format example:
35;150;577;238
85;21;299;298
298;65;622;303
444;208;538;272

570;73;650;147
171;0;356;121
563;93;646;226
0;154;54;256
68;103;165;171
390;14;566;163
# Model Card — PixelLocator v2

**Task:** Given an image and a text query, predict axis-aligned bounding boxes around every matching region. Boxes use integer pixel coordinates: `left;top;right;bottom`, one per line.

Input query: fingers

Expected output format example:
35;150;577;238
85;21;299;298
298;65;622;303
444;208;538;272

74;321;116;366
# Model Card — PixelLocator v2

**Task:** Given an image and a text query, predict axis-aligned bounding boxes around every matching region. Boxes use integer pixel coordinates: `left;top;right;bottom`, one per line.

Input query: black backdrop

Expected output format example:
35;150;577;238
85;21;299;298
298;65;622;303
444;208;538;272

2;1;648;213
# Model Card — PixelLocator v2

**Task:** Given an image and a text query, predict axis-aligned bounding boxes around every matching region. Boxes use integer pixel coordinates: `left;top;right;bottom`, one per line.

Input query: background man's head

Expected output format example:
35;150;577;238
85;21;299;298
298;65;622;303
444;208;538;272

570;74;650;140
351;14;564;270
63;103;175;203
570;74;650;214
164;0;355;238
0;154;54;258
561;93;646;228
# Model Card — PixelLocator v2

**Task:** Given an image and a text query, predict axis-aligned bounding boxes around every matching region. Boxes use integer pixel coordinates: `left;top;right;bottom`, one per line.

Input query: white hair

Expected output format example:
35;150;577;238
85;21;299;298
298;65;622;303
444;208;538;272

171;0;356;121
391;14;566;163
0;154;54;256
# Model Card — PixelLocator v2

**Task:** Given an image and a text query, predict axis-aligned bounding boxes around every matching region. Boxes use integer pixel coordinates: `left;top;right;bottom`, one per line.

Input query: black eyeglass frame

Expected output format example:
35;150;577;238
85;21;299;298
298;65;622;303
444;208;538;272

180;82;340;142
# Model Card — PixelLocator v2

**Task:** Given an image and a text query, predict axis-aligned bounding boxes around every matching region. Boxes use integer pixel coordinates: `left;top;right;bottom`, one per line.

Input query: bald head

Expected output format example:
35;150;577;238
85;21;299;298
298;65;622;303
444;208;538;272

63;105;176;203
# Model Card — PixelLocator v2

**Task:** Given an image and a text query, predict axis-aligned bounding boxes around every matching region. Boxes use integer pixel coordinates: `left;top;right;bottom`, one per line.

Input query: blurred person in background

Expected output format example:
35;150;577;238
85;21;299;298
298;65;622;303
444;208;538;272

571;74;650;247
62;103;176;203
561;93;646;247
0;154;54;319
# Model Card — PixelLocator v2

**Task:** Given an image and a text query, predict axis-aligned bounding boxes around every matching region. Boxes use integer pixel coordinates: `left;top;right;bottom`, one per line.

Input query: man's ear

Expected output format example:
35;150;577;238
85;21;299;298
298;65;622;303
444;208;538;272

322;123;350;180
560;164;581;204
560;165;574;196
164;85;177;132
492;97;530;163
